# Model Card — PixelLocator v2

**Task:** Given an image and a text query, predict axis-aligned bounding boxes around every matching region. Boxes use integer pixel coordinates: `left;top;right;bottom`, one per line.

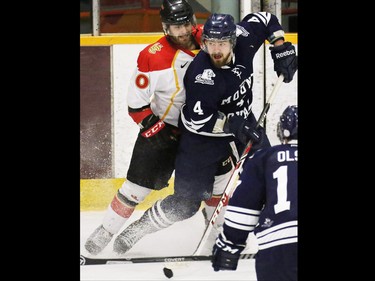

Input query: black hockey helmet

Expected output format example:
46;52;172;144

202;13;237;48
160;0;195;25
277;105;298;142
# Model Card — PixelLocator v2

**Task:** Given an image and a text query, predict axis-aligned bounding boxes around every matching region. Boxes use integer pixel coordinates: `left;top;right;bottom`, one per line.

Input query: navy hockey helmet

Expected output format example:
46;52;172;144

160;0;196;25
202;13;237;49
277;105;298;142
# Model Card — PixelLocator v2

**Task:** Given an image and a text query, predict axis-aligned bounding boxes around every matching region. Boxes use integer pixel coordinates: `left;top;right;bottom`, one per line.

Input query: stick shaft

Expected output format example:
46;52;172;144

80;253;255;265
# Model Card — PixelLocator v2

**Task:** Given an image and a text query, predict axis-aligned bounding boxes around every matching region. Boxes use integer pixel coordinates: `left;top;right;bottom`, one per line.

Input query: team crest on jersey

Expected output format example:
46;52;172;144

195;69;215;85
148;42;163;54
261;218;274;228
232;66;243;79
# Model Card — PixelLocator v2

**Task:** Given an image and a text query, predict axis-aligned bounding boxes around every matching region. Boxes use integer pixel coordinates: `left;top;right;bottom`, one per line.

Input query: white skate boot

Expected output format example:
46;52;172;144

113;216;159;255
84;225;114;255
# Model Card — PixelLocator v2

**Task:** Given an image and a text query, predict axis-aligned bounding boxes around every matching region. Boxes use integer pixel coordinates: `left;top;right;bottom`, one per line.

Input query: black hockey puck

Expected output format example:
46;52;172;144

163;267;173;279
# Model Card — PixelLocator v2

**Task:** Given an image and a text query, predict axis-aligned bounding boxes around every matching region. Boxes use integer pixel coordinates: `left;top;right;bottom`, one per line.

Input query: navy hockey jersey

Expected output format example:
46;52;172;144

181;12;284;136
223;142;298;250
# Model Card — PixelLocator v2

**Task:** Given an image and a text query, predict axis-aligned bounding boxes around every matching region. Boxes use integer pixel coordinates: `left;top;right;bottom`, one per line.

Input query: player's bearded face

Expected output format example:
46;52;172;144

167;23;194;48
205;39;232;68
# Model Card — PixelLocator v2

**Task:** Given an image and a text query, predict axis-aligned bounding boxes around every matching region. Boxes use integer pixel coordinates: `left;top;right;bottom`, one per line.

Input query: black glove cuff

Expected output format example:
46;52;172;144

211;233;245;272
270;41;291;52
139;113;159;131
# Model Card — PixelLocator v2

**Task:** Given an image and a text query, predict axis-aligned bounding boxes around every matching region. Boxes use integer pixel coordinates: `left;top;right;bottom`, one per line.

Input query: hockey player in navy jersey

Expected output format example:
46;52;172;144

212;105;298;281
112;13;297;255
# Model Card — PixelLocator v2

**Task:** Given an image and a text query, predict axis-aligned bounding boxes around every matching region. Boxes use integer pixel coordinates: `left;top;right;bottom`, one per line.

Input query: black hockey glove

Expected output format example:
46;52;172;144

212;233;245;272
223;115;265;150
139;114;179;149
270;42;298;83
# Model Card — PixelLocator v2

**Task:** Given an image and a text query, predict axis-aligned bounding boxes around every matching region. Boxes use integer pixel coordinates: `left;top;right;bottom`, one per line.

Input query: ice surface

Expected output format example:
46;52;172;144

80;210;258;280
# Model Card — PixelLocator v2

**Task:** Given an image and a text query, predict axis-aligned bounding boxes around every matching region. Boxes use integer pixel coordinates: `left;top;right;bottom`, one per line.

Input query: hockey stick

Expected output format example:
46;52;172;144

193;74;285;255
80;253;255;265
80;76;283;266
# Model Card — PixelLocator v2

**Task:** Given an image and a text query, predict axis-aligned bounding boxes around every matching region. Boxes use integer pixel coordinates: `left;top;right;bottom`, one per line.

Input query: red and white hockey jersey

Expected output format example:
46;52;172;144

127;25;202;127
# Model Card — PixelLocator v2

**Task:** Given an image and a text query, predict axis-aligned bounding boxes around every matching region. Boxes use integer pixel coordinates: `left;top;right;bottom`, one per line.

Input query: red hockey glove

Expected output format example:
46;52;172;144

139;114;179;149
140;114;165;137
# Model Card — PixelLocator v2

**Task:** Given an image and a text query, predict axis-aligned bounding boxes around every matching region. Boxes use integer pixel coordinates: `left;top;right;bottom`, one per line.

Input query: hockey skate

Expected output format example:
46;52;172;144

84;225;114;255
113;212;159;255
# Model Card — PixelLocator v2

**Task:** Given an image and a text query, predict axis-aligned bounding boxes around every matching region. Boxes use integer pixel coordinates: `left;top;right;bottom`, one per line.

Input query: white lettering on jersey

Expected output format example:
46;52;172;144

221;76;252;105
277;150;298;162
227;104;252;120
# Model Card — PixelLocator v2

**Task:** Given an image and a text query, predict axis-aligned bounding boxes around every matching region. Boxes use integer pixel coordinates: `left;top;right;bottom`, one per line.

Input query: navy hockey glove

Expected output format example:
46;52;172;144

270;42;298;83
139;114;179;149
223;115;265;150
212;233;245;272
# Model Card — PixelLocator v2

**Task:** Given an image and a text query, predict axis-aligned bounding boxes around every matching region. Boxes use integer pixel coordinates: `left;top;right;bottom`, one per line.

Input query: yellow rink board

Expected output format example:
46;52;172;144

80;178;174;211
80;33;297;46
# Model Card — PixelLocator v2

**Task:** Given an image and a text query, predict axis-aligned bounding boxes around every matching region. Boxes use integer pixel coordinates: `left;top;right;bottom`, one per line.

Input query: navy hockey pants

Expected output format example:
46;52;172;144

255;243;297;281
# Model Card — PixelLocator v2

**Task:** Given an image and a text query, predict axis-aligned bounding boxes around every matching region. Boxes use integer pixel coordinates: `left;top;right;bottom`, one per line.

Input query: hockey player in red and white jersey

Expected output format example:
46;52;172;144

84;0;204;255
